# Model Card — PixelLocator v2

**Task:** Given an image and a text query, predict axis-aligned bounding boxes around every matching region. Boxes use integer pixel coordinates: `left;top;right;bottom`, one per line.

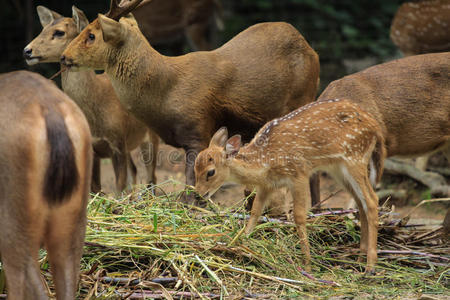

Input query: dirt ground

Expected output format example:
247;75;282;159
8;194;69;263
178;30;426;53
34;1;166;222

99;143;447;224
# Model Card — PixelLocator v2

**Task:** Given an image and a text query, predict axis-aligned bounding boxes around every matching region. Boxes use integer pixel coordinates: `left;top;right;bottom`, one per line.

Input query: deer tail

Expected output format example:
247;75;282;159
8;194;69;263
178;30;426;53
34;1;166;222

43;107;79;204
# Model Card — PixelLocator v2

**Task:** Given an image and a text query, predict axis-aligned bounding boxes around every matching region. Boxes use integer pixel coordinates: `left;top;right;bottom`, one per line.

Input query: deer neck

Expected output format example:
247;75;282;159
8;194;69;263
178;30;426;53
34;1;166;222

105;33;176;112
60;66;98;106
227;149;268;186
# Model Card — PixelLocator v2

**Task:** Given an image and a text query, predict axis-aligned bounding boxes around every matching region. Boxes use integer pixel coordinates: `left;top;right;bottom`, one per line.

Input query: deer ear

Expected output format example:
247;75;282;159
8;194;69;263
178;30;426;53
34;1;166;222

225;135;241;157
98;14;126;44
37;6;62;27
72;6;89;33
121;13;139;27
209;127;228;148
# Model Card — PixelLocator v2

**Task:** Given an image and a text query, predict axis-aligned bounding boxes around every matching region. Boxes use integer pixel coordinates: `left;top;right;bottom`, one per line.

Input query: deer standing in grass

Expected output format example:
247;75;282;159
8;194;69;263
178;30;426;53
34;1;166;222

0;70;92;299
60;0;320;203
195;99;386;272
316;53;450;203
23;5;159;193
390;0;450;57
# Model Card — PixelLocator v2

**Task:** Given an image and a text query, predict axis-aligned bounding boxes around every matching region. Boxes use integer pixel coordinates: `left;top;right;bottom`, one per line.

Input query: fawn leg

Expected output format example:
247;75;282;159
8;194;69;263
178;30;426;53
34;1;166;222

343;164;379;272
291;178;312;271
245;187;272;235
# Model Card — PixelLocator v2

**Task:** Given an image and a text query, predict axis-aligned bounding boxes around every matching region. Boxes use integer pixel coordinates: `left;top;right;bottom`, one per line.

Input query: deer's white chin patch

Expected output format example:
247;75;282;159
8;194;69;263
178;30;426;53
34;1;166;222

26;58;40;65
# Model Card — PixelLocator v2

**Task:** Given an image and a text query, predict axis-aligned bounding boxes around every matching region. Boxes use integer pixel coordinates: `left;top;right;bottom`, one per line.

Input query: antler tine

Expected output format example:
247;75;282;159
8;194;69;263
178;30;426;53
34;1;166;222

105;0;145;21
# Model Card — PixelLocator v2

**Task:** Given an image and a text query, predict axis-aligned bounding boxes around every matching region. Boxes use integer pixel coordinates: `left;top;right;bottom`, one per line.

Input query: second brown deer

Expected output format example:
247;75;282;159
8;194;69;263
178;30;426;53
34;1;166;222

195;99;386;272
24;5;159;193
61;0;320;203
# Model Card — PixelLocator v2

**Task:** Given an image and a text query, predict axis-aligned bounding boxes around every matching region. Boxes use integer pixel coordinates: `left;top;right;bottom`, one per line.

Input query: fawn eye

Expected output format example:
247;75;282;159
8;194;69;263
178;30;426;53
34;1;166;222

88;33;95;41
53;30;65;37
208;157;213;162
206;169;215;181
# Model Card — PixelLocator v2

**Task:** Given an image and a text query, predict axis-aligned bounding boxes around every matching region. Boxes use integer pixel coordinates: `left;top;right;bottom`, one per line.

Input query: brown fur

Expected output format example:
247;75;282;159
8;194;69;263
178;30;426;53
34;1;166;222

195;99;386;272
319;52;450;159
0;70;92;300
24;6;159;193
61;14;319;190
390;0;450;56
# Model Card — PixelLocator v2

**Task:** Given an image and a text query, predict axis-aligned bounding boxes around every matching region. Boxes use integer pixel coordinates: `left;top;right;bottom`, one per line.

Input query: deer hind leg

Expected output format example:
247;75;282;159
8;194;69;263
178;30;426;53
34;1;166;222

140;133;159;185
245;187;272;236
45;198;87;300
91;154;101;193
340;163;379;272
127;153;138;186
291;178;312;271
0;210;48;299
111;144;128;193
0;252;48;300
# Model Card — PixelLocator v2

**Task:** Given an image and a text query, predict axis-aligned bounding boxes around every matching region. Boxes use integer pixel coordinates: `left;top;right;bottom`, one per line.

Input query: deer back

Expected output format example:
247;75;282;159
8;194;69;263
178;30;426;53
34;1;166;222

244;99;384;175
318;52;450;157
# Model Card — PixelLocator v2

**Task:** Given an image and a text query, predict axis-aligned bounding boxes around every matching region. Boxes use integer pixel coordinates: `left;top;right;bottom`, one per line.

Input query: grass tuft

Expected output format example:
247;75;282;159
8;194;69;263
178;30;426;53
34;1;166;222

40;180;450;299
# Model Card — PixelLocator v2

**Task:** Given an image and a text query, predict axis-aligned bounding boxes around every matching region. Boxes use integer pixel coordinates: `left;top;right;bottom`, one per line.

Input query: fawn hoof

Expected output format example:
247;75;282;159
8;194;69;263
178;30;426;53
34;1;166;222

363;266;376;275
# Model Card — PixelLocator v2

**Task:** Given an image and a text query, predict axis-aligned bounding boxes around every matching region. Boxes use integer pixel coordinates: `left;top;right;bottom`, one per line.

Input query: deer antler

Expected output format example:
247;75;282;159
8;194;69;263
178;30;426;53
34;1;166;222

106;0;149;20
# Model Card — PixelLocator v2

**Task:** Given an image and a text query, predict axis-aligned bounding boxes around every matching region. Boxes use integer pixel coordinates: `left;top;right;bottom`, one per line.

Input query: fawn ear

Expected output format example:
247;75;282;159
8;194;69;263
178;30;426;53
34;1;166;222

98;14;126;45
209;127;228;148
225;135;241;157
72;6;89;33
37;6;63;27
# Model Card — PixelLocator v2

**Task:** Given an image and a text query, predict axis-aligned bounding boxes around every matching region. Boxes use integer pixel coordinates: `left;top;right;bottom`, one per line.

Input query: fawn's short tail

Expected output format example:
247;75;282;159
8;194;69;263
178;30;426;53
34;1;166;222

43;107;79;204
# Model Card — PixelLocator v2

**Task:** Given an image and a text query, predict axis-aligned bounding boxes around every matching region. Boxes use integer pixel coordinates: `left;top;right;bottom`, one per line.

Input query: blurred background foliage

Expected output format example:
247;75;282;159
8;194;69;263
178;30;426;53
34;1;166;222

0;0;404;90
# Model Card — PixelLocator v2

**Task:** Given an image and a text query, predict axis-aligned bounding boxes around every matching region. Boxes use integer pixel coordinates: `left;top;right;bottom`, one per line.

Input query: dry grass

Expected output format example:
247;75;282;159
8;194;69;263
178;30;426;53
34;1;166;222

32;180;450;299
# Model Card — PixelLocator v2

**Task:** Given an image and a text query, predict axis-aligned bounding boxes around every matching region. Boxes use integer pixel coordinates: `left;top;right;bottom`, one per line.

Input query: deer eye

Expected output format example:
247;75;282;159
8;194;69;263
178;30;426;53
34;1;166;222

206;169;215;181
88;33;95;41
53;30;65;37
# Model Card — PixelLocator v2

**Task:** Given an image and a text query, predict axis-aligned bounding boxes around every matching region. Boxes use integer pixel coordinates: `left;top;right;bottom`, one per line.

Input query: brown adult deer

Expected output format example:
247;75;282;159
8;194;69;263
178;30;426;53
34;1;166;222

0;70;92;299
317;52;450;204
60;0;320;203
195;99;386;272
133;0;223;51
24;5;159;193
390;0;450;171
390;0;450;57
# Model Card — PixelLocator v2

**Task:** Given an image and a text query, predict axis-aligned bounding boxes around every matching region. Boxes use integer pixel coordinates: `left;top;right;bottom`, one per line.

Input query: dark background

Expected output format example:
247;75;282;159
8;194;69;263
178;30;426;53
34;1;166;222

1;0;404;90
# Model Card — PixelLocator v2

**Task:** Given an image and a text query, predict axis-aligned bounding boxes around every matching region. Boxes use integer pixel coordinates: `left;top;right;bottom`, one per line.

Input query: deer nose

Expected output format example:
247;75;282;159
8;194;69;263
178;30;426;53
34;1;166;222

60;55;73;66
23;47;32;59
